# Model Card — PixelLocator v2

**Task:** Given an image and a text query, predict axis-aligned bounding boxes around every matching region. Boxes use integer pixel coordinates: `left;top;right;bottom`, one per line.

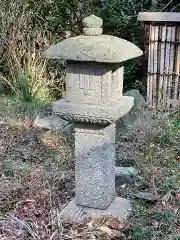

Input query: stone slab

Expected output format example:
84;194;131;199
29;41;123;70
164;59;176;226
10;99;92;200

52;96;134;124
59;197;132;223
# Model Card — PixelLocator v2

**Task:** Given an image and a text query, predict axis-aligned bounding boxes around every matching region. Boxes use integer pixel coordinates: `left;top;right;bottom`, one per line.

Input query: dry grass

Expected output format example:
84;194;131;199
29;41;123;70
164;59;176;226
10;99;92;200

0;97;75;239
116;102;180;239
0;0;65;102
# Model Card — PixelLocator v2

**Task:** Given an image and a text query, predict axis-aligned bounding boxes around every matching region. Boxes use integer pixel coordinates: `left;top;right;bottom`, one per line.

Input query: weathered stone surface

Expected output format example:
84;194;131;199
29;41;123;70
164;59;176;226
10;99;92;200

33;115;73;137
82;15;103;28
115;167;138;177
134;192;160;201
59;197;132;223
74;123;116;154
53;96;134;124
75;124;116;209
115;167;138;186
117;89;156;137
125;89;146;107
83;28;103;36
44;35;143;63
34;115;67;129
65;62;124;105
82;15;103;36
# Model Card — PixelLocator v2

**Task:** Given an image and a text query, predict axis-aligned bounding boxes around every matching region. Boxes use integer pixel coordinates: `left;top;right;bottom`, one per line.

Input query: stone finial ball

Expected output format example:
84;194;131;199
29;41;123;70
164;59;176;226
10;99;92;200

82;15;103;28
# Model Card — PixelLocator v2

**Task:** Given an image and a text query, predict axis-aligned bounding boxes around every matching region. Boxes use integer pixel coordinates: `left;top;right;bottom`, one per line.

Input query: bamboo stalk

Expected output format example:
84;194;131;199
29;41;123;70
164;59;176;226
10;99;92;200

152;25;159;109
144;24;150;97
163;26;171;110
167;26;176;109
148;25;155;108
151;25;155;109
158;26;166;110
174;26;180;107
177;27;180;104
147;25;153;107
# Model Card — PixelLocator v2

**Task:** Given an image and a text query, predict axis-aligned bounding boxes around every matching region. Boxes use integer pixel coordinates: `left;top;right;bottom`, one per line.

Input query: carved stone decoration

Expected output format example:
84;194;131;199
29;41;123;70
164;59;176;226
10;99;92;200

60;114;112;125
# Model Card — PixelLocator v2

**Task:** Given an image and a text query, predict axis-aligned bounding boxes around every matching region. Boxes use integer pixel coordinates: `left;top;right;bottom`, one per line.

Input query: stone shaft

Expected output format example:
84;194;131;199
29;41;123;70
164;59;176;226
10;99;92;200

74;123;116;209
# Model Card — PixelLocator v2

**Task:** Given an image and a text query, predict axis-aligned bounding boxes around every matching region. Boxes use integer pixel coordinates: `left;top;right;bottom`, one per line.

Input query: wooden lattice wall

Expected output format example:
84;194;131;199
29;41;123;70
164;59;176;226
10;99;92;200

138;12;180;110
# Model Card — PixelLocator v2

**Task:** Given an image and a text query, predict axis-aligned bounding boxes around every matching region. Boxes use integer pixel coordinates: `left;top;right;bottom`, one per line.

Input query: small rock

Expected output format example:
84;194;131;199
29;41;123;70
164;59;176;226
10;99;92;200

33;115;68;130
115;167;138;186
117;89;157;138
134;191;160;202
116;175;134;186
124;89;146;106
33;115;73;138
115;167;138;177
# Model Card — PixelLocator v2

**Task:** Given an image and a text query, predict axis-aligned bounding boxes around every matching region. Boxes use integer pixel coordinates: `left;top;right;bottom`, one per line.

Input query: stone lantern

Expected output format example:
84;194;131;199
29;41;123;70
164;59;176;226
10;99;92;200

44;15;142;222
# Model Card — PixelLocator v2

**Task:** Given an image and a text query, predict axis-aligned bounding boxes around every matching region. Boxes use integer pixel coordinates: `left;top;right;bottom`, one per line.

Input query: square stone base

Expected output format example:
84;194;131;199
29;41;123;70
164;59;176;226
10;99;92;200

59;197;132;223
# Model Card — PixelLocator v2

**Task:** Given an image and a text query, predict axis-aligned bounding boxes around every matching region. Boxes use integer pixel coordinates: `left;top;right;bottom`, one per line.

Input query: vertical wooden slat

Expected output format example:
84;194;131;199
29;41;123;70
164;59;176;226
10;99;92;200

174;26;180;106
168;26;176;109
177;26;180;104
152;26;159;108
147;25;153;107
144;24;150;96
164;26;171;110
151;25;155;109
158;26;166;109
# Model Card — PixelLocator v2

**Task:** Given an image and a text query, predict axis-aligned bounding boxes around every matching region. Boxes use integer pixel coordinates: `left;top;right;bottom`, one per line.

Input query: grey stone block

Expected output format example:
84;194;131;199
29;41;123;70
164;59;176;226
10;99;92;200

59;197;132;223
53;96;134;124
74;124;116;209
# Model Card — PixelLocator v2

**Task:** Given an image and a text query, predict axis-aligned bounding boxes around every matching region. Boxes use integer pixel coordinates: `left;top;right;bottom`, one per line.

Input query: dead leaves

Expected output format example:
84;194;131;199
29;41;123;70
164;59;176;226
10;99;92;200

86;216;126;239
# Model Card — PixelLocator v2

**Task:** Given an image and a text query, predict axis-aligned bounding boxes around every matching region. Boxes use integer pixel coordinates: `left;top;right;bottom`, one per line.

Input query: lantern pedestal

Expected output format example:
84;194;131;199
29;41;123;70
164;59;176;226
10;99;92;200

59;122;132;223
59;197;131;223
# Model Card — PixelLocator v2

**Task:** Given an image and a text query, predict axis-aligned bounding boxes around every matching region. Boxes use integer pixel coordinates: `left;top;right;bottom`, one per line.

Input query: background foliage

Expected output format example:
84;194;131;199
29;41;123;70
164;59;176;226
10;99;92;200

0;0;180;101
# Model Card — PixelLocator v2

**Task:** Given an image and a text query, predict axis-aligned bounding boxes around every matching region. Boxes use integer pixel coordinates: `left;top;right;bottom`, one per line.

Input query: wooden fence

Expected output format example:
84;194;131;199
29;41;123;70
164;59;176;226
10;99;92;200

138;12;180;110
